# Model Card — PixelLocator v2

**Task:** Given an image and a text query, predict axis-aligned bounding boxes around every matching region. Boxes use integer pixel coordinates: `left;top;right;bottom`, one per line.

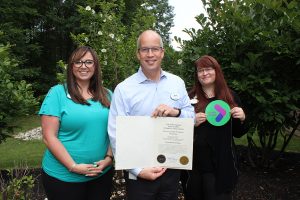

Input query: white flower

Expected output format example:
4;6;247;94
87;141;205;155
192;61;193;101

109;33;115;39
103;61;107;65
101;49;107;53
177;59;183;65
103;19;106;22
97;31;103;35
91;9;95;14
85;6;91;11
84;37;89;42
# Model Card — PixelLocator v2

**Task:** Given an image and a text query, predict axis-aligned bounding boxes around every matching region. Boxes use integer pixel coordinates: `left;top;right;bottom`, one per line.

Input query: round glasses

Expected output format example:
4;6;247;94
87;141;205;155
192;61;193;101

197;67;215;74
73;60;94;68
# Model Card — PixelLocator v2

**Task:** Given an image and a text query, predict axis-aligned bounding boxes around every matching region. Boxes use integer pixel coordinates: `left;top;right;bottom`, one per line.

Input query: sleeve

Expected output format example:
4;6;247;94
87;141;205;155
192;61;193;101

178;79;195;119
231;91;249;138
107;85;142;177
108;85;125;156
38;85;63;120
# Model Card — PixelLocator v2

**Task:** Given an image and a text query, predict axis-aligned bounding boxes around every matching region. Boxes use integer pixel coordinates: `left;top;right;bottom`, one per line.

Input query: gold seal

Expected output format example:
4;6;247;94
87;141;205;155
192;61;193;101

179;156;189;165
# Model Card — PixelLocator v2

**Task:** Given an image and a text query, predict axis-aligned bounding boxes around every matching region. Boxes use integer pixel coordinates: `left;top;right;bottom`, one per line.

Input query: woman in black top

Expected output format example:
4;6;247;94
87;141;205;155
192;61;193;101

185;55;248;200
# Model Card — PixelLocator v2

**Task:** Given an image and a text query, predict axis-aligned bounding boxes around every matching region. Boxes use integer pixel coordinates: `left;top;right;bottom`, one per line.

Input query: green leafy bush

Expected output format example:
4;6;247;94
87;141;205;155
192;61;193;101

179;0;300;167
0;167;35;200
0;43;38;143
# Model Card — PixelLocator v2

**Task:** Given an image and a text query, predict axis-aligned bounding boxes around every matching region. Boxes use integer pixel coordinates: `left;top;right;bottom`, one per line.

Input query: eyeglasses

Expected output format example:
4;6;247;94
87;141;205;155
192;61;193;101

138;47;162;54
197;67;215;74
73;60;94;68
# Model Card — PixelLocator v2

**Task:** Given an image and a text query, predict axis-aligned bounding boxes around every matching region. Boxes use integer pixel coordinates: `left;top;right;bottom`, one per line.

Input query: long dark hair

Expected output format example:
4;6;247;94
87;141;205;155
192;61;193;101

189;55;236;112
66;46;110;107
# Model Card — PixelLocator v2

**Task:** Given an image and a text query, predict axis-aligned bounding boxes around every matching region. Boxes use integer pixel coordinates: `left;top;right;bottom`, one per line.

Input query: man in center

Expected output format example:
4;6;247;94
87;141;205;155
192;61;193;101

108;30;194;200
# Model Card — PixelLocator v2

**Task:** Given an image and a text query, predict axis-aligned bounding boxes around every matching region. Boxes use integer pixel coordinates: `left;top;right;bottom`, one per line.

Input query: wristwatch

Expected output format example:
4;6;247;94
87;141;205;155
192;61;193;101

174;107;181;117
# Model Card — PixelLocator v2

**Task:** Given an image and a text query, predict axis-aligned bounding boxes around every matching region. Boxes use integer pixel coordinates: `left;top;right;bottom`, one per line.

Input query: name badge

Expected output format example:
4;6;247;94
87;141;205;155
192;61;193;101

190;98;198;105
170;93;180;101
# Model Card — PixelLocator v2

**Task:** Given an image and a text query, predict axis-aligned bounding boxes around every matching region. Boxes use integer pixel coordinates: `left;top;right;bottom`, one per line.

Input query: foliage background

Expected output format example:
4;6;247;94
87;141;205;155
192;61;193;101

0;0;299;166
178;0;300;167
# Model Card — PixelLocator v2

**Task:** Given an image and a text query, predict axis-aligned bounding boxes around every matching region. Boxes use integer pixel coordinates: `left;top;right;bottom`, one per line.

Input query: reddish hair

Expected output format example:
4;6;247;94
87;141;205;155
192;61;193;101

188;55;236;112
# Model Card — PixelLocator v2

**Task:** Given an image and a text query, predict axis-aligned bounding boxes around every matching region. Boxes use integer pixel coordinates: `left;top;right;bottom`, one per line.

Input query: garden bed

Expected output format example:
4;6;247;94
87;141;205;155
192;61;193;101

1;146;299;200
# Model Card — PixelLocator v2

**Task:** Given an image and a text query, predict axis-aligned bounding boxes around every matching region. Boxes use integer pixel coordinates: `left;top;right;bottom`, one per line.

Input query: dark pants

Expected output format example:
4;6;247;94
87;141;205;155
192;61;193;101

125;169;181;200
180;170;189;197
185;170;232;200
42;168;113;200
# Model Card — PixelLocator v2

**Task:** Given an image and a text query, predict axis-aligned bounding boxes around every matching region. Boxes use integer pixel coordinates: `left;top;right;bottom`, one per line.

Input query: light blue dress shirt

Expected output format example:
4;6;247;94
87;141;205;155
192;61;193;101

108;67;194;177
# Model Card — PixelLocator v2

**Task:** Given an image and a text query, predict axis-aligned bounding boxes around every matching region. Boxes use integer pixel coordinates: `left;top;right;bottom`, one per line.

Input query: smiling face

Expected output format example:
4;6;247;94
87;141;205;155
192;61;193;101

137;30;164;77
197;66;216;87
72;51;95;85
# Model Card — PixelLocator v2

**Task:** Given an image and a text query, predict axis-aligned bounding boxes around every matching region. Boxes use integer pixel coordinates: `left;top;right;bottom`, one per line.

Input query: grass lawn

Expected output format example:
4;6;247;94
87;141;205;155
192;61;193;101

234;133;300;153
6;114;40;134
0;115;44;169
0;138;45;169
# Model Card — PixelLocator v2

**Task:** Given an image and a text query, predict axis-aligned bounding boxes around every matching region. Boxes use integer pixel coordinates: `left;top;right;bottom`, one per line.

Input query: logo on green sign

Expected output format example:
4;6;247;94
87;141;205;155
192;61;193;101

205;100;231;126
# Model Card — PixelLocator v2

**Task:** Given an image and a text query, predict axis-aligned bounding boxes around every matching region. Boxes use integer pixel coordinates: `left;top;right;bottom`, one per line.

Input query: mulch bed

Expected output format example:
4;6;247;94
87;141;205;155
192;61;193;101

1;146;299;200
232;146;300;200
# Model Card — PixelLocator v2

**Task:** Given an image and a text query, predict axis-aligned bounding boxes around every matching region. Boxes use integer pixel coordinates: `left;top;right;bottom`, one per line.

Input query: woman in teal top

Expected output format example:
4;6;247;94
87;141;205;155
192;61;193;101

39;46;114;200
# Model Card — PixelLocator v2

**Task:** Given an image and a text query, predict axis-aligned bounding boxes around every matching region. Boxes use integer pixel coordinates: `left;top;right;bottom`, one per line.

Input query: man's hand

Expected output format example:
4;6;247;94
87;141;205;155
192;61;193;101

152;104;179;117
137;167;167;180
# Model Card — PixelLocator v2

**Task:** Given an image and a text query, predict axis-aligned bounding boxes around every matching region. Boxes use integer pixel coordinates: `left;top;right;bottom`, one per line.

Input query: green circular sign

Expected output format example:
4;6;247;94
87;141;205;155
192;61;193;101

205;100;231;126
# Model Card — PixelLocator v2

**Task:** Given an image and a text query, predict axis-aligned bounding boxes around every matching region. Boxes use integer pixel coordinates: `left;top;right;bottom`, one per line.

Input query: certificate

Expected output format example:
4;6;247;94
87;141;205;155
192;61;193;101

115;116;194;170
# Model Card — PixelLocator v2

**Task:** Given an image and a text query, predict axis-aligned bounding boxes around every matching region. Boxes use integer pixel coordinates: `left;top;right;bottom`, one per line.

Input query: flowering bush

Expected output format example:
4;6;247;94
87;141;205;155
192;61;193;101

70;0;179;90
71;0;158;89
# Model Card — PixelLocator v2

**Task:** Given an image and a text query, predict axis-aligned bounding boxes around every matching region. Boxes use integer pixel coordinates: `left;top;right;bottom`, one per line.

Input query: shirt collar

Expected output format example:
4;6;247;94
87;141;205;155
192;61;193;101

136;67;167;83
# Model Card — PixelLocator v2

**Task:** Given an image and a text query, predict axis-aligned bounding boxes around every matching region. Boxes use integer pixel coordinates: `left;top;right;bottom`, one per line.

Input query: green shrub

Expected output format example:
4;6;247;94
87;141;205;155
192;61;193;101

0;167;35;200
0;43;38;143
179;0;300;167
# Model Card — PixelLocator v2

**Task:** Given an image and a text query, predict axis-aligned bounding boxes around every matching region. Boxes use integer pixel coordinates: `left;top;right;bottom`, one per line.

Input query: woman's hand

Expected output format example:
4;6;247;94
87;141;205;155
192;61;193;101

81;156;113;177
195;112;207;127
70;163;100;176
230;107;246;122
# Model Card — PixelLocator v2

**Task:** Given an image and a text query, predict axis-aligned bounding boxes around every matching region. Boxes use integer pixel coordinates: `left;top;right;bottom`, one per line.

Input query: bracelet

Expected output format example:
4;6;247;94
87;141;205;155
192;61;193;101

69;163;77;172
105;154;114;161
174;108;181;117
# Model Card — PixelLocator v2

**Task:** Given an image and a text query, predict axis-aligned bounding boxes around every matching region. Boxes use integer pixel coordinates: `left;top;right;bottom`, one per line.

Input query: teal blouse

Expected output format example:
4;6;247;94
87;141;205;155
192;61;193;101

39;84;112;182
